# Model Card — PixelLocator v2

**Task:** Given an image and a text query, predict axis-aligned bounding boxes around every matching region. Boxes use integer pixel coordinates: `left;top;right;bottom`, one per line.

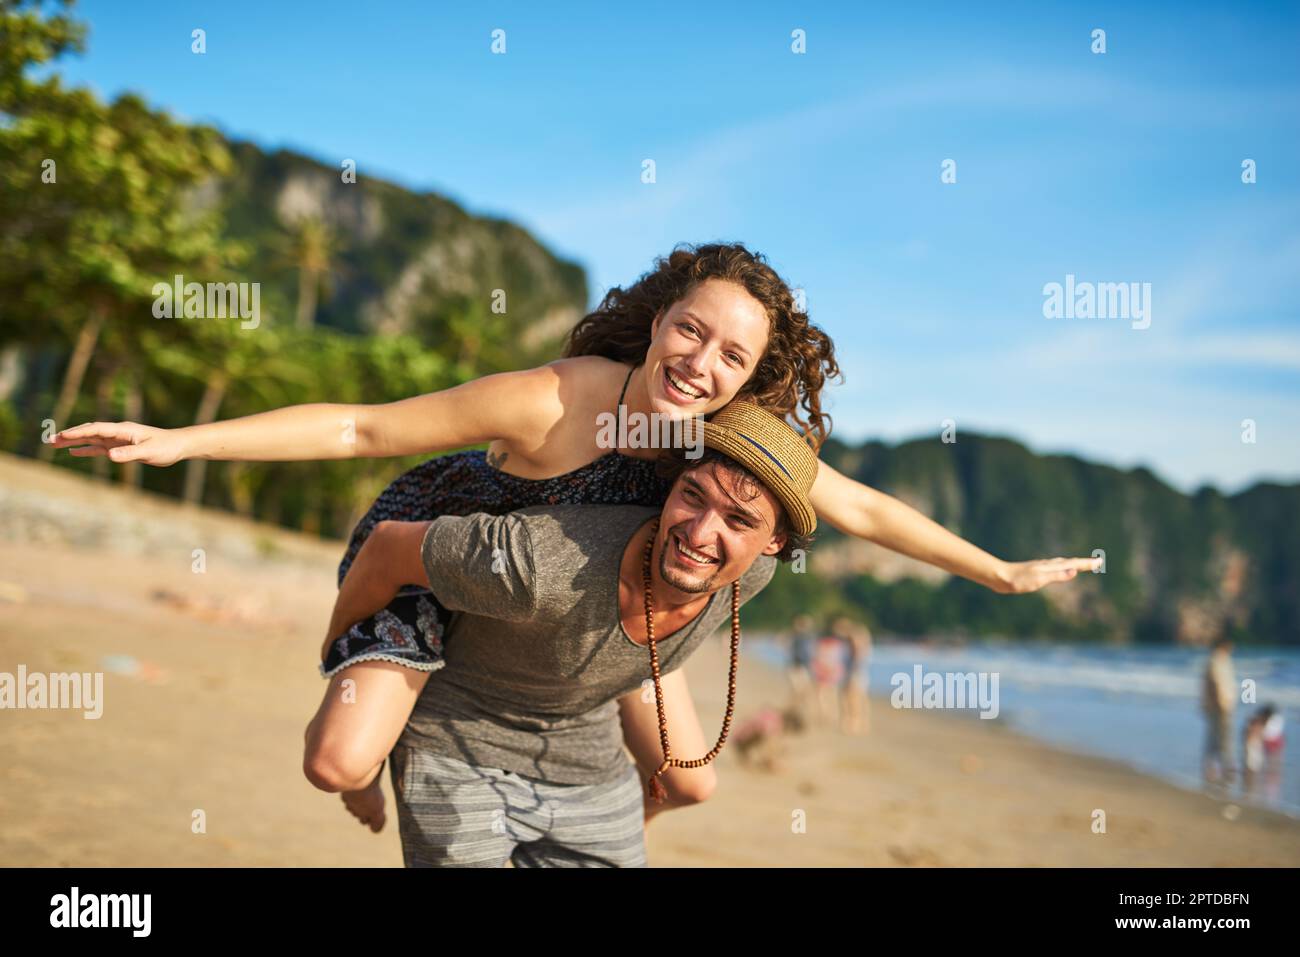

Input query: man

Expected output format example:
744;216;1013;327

785;612;819;728
842;620;872;735
314;400;817;867
1202;636;1237;784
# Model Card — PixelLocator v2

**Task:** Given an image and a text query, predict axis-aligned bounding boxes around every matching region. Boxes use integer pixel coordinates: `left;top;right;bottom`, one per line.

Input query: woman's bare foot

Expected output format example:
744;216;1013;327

341;778;386;833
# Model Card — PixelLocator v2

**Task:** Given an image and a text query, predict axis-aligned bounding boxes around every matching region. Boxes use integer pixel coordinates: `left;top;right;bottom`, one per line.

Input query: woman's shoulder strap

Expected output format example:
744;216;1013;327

618;363;636;407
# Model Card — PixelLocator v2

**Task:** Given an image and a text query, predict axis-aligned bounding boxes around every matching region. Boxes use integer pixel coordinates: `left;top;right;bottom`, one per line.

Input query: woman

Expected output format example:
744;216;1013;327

55;242;1098;831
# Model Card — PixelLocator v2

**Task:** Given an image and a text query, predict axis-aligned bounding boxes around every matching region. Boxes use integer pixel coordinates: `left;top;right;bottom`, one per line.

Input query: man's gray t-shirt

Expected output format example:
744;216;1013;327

400;504;778;785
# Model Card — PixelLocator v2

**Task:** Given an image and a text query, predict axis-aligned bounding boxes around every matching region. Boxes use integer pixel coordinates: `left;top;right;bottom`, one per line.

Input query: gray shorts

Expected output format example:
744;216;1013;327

389;743;648;868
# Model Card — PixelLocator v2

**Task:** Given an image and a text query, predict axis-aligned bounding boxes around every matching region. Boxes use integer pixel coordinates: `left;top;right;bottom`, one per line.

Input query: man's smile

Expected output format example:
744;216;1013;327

671;532;719;567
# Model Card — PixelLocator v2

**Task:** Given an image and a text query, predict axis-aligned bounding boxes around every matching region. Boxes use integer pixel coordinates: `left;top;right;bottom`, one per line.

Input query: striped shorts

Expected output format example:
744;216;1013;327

389;743;648;868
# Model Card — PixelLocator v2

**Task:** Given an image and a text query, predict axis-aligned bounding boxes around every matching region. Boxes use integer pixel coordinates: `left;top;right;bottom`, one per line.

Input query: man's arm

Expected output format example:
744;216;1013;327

419;511;540;621
617;668;718;824
320;520;433;661
319;510;541;661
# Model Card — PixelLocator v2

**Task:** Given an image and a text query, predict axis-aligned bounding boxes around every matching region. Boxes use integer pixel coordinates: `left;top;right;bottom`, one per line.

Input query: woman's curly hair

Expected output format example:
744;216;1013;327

563;241;842;451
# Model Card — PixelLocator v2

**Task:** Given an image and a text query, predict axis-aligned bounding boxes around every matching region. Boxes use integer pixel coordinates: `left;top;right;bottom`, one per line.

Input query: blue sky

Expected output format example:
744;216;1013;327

53;0;1300;493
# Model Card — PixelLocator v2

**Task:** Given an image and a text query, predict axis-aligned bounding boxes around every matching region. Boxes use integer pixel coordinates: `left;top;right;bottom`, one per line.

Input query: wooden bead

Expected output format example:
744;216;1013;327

639;516;744;792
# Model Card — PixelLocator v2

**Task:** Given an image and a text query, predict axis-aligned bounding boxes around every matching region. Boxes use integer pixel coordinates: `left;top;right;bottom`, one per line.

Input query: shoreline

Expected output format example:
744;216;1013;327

745;636;1300;825
649;635;1300;866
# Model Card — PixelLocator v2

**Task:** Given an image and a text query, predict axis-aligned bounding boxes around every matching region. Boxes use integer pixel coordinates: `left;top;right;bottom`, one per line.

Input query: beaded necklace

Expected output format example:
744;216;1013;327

640;516;743;804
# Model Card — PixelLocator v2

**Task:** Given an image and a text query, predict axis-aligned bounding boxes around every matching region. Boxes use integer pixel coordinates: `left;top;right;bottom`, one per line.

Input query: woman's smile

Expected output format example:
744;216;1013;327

662;364;709;403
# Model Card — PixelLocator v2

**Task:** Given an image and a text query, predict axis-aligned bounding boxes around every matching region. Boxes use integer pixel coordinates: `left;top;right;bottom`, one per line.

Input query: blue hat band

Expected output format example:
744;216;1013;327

736;431;794;481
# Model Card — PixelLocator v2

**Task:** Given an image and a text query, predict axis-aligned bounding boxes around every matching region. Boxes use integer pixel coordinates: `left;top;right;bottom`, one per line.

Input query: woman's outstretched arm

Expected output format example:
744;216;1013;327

50;363;566;466
808;460;1101;594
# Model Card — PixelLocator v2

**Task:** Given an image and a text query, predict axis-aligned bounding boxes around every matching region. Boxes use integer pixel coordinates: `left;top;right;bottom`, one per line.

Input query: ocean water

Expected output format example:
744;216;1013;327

747;637;1300;819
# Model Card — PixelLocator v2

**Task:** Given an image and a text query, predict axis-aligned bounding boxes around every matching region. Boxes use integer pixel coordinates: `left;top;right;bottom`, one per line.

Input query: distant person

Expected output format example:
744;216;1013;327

812;622;851;726
785;613;819;729
840;620;872;735
1260;704;1285;803
1243;704;1285;800
1242;710;1267;793
1261;704;1285;762
1201;636;1237;784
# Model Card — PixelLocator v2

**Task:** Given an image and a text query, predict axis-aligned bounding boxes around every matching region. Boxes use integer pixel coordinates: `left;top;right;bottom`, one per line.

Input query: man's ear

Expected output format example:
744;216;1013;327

761;531;787;557
651;308;664;338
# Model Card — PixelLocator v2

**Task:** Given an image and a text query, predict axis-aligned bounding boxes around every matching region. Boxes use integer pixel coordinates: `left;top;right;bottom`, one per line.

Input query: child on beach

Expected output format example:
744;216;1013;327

1262;706;1285;761
1243;711;1267;778
1243;704;1286;799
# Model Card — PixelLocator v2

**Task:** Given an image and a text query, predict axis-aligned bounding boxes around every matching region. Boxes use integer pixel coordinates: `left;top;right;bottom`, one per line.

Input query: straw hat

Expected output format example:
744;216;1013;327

698;400;819;536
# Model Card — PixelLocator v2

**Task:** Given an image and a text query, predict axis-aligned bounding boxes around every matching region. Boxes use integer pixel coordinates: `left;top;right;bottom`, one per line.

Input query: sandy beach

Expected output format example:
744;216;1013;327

2;452;1298;867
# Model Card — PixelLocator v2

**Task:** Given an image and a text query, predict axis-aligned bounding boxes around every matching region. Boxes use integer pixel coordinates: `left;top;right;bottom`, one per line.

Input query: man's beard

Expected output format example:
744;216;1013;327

658;530;722;594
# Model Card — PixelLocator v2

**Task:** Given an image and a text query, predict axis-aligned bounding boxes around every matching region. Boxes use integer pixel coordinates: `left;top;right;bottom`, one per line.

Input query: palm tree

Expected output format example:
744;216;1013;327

277;216;339;330
2;89;231;460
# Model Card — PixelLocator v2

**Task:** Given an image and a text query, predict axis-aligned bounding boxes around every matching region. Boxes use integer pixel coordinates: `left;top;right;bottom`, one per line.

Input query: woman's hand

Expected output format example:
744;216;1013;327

992;556;1103;595
52;421;190;467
